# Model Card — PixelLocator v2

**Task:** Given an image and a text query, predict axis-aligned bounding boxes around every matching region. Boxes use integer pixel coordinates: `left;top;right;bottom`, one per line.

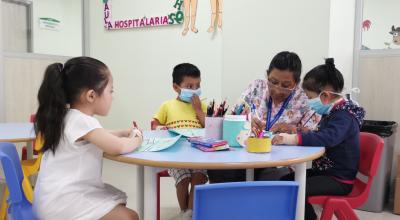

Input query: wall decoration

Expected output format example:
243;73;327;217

181;0;198;36
103;0;183;30
207;0;223;33
389;25;400;45
362;19;371;31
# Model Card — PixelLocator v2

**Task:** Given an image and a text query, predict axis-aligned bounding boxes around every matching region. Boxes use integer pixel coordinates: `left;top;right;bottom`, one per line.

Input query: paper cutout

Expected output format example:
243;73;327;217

168;128;205;138
135;135;182;152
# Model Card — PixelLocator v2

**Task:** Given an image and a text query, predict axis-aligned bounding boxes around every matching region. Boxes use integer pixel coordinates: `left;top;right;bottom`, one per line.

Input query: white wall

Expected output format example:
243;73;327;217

32;0;82;56
329;0;356;89
362;0;400;50
89;0;222;131
222;0;331;102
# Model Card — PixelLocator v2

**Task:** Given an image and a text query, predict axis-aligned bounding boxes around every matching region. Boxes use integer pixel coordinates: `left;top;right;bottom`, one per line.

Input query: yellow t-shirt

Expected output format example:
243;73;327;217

154;99;207;129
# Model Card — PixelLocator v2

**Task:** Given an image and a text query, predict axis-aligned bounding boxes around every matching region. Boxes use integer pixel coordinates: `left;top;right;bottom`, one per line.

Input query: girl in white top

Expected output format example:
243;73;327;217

33;57;142;220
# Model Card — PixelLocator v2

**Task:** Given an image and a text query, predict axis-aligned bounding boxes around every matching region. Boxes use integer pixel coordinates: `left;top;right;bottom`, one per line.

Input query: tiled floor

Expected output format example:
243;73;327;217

101;159;400;220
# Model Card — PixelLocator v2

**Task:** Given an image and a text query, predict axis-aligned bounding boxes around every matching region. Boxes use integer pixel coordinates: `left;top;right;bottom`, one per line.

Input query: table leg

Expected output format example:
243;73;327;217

26;141;33;159
246;169;254;181
144;166;157;220
294;162;306;220
136;165;144;219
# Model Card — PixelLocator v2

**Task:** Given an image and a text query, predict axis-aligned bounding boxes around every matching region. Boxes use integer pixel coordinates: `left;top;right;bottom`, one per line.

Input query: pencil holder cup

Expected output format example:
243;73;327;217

223;115;249;147
246;137;272;153
205;117;223;139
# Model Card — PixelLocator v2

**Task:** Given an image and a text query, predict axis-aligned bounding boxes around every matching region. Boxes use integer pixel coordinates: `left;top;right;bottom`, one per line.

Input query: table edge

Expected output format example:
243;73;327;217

0;138;35;143
104;148;325;169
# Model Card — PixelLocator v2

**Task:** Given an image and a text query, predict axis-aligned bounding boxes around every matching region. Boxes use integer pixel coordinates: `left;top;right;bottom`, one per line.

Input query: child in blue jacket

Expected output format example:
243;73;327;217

273;58;365;220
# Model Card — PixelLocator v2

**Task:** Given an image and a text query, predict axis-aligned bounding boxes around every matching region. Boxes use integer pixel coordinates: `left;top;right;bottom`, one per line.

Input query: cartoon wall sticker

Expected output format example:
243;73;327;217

362;20;371;31
389;25;400;45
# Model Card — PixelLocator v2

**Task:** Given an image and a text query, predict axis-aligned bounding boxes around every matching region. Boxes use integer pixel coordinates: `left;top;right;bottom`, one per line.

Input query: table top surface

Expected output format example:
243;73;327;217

105;130;325;169
0;123;35;143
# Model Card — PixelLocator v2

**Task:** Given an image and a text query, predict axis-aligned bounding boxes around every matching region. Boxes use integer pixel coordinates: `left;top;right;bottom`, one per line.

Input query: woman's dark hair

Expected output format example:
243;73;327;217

34;57;110;154
266;51;302;83
172;63;201;85
302;58;344;94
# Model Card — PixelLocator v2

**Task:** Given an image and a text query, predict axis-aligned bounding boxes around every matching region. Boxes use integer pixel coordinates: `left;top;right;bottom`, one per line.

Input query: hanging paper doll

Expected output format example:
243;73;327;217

207;0;223;33
182;0;198;36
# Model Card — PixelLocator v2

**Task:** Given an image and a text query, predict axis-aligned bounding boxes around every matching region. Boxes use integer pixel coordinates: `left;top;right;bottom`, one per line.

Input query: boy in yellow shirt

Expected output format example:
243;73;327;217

152;63;207;220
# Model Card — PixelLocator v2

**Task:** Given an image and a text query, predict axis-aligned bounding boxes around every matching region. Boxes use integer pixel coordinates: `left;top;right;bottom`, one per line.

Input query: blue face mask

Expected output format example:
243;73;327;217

179;88;202;103
308;96;333;115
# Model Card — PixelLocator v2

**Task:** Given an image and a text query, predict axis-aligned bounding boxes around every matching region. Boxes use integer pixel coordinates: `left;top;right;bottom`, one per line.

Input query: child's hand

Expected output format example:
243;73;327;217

191;95;202;112
270;123;297;134
251;116;266;136
272;133;298;145
130;128;143;140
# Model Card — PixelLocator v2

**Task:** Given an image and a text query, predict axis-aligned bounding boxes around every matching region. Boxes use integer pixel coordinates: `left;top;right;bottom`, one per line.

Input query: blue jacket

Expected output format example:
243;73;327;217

300;99;365;181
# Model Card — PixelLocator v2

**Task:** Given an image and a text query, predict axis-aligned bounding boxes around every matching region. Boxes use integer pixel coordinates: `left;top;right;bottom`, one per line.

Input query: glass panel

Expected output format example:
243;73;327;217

362;0;400;50
2;0;83;56
2;0;31;53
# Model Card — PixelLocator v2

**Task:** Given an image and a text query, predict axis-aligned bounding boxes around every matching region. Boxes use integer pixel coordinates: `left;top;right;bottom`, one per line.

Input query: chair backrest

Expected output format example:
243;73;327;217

193;181;298;220
358;132;384;178
0;143;25;204
0;143;37;220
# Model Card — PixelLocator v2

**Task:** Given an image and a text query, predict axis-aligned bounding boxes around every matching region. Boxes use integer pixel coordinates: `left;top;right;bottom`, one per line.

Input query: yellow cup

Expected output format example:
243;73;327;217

246;137;272;153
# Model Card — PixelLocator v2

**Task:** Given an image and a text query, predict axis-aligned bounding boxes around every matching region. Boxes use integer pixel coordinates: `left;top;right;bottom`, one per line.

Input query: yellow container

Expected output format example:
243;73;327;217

246;137;272;153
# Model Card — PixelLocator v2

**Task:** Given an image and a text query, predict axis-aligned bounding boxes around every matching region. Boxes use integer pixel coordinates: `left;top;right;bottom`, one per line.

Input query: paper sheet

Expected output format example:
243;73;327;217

168;128;205;138
134;135;182;152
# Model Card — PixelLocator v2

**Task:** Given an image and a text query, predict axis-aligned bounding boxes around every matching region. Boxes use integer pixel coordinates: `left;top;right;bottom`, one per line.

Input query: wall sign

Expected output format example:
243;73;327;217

39;17;61;31
103;0;183;30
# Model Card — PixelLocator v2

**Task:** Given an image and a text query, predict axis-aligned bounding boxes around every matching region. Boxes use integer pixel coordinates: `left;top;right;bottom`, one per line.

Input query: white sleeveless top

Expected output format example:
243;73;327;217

33;109;126;220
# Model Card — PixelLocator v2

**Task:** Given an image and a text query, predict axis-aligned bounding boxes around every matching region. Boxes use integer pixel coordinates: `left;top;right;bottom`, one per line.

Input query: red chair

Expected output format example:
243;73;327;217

21;114;38;160
308;132;384;220
151;120;170;220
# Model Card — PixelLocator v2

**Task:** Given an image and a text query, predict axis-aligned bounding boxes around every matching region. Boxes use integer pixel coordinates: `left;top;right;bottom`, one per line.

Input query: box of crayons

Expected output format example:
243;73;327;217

189;137;230;152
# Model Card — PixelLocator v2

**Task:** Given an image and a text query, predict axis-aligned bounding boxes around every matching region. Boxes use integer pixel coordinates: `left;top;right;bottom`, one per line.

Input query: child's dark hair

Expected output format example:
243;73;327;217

35;57;110;154
302;58;344;94
172;63;200;85
267;51;302;83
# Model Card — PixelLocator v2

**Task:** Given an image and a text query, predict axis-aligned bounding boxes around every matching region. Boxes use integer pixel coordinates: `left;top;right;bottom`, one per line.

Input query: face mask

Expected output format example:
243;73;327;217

308;96;333;115
179;88;202;103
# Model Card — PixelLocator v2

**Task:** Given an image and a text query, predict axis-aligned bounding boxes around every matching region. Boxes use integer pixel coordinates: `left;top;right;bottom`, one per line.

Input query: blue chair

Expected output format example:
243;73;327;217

193;181;298;220
0;143;37;220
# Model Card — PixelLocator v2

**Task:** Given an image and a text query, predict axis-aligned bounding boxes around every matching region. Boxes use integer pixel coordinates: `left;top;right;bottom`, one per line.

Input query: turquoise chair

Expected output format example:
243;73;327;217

193;181;298;220
0;142;37;220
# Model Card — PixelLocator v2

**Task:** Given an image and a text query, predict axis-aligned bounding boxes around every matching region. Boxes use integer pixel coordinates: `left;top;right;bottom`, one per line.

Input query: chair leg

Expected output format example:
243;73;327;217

157;173;161;220
320;198;359;220
0;187;9;220
21;147;27;160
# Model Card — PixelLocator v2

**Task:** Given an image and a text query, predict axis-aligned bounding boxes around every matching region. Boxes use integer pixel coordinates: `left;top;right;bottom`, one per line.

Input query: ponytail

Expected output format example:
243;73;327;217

34;57;110;154
302;58;344;94
34;63;68;154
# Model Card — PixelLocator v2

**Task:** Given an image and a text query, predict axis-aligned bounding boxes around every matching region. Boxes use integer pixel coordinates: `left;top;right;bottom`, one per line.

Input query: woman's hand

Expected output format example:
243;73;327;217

251;116;266;136
272;133;298;145
270;123;297;134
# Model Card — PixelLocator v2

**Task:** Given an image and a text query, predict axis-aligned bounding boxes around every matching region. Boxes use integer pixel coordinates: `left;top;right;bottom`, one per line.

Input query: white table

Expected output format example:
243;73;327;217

0;123;36;159
105;130;325;220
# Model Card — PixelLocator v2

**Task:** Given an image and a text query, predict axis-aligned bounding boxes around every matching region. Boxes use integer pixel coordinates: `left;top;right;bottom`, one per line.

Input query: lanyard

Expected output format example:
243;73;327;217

266;92;294;131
